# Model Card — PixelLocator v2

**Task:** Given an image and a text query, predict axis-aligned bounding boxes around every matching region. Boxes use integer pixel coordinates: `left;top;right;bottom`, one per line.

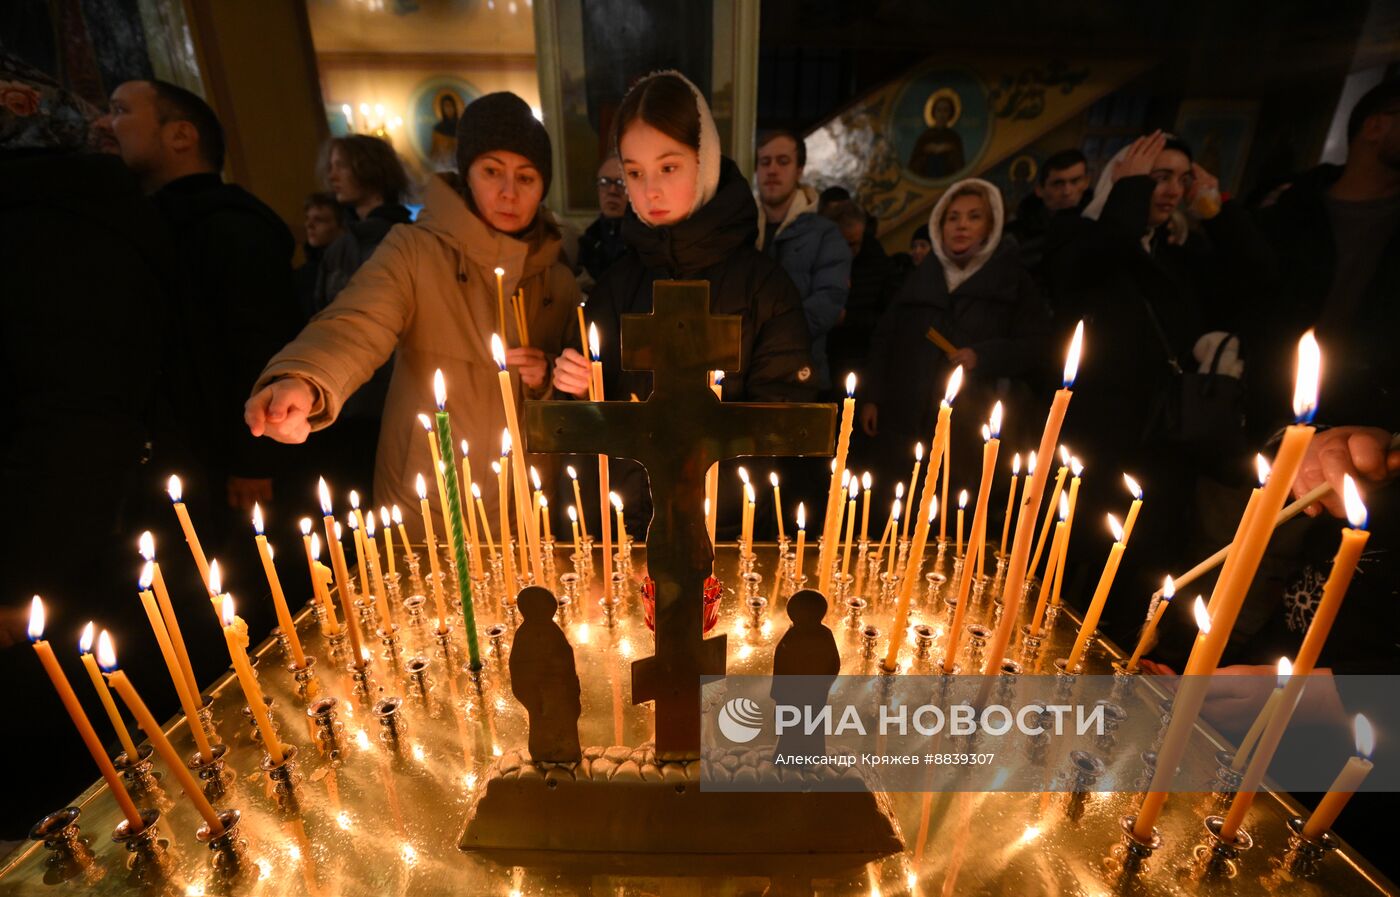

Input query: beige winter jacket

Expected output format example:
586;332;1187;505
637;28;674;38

255;173;579;536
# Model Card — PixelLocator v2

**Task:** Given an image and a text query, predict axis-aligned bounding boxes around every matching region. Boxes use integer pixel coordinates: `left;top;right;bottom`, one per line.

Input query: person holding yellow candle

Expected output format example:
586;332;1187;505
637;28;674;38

246;92;578;540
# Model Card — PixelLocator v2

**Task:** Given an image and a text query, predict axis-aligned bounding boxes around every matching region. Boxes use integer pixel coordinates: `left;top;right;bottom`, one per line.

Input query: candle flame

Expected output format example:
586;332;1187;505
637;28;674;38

1058;492;1069;520
1355;714;1375;759
208;560;222;595
704;498;710;517
365;514;376;536
845;372;857;397
568;505;577;522
1064;320;1084;387
471;483;482;499
915;441;924;462
392;505;404;524
300;517;312;536
27;596;44;642
96;630;117;671
1057;444;1070;466
989;401;1003;438
350;490;362;510
80;622;95;653
738;466;749;485
252;502;265;534
840;469;850;488
139;530;155;561
1254;454;1271;486
335;521;342;539
491;461;502;475
1343;474;1368;530
796;502;806;529
501;428;512;456
610;491;623;510
414;473;428;500
221;592;236;628
494;266;505;278
1123;473;1142;500
310;532;321;560
379;507;390;526
1027;451;1037;475
434;369;448;409
1277;657;1292;687
862;471;872;490
1193;596;1211;634
896;482;905;499
1012;452;1021;475
531;466;542;490
849;477;860;499
927;496;939;522
539;496;548;510
1292;330;1321;423
1107;513;1124;543
981;424;990;442
139;560;154;591
567;465;578;480
958;490;968;509
1071;456;1084;477
418;413;432;431
460;440;469;457
1162;575;1175;601
713;369;725;385
944;366;964;404
490;334;507;370
770;471;781;487
892;498;903;521
346;512;358;531
318;477;332;514
167;474;182;502
589;323;600;360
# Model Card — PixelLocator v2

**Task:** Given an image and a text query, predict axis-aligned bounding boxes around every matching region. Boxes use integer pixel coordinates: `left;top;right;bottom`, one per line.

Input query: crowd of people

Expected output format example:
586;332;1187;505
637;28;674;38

3;58;1398;838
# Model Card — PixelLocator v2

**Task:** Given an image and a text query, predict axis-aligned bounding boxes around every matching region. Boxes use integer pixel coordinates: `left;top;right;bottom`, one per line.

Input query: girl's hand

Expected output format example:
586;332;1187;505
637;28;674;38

552;348;593;397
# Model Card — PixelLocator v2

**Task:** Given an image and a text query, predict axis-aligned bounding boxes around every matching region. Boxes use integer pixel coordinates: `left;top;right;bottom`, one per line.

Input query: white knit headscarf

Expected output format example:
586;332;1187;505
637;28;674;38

615;70;722;227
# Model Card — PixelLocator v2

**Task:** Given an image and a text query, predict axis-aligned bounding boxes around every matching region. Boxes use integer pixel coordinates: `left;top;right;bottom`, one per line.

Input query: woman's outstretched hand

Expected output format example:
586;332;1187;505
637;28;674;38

245;377;314;443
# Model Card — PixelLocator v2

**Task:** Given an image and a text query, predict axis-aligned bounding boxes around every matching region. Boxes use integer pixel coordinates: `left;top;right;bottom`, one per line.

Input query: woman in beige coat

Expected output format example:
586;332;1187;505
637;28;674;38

245;92;578;533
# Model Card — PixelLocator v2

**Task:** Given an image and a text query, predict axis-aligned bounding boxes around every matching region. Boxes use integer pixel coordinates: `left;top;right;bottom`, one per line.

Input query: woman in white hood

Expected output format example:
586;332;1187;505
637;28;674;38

862;178;1050;489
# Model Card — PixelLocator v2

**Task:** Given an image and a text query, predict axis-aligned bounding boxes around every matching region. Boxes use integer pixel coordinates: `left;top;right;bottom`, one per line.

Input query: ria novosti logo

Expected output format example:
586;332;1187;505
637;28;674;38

716;697;764;744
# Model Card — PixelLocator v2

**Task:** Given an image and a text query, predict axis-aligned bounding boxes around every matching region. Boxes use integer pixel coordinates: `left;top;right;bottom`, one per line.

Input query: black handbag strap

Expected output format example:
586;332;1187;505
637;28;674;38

1138;296;1184;375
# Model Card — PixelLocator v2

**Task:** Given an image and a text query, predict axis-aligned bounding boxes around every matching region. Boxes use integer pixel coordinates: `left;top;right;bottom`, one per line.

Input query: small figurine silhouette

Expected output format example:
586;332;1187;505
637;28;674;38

771;590;842;762
509;587;583;764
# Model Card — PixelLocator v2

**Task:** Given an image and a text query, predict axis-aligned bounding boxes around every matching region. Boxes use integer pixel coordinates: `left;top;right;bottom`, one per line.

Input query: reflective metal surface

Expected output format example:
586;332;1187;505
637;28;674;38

1;543;1394;896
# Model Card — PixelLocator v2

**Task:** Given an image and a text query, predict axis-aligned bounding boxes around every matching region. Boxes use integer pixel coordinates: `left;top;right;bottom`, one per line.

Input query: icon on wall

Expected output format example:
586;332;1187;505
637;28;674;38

408;77;481;170
890;68;990;185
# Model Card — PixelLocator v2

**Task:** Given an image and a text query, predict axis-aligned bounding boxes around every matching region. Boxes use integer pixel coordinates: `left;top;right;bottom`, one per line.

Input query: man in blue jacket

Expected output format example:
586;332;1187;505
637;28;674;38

756;129;851;393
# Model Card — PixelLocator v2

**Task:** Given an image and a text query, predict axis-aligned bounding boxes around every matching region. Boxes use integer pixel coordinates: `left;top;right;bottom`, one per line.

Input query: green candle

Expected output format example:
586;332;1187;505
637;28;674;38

433;370;483;671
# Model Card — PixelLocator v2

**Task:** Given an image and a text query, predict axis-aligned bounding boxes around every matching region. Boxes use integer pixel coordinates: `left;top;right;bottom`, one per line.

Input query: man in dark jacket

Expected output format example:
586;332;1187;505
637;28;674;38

296;192;343;321
97;79;300;643
824;200;897;391
1007;148;1093;298
756;130;852;392
576;156;629;289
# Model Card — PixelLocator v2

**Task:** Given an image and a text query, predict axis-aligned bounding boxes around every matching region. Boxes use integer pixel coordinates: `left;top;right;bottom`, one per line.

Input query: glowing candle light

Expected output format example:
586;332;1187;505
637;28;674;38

167;474;211;591
137;531;200;705
77;622;140;760
1302;714;1375;840
434;369;483;668
1049;456;1083;613
379;506;396;579
306;530;340;635
1028;447;1070;582
610;491;626;564
1000;453;1022;558
459;442;481;573
887;498;906;576
589;325;615;602
220;595;284;764
1121;474;1144;544
1064;514;1127;671
738;467;754;551
1026;493;1070;639
1231;658;1292;771
418;413;455;549
819;373;858;594
771;471;786;541
347;512;369;604
252;503;307;667
956;489;968;559
98;632;223;834
417;473;448;630
841;475;860;579
705;369;723;544
138;562;214;759
943;404;1002;669
568;504;580;556
494;266;507;335
320;480;367;667
794;503;807;579
567;465;590;541
902;442;924;543
392;505;412;565
1125;575;1174;672
876;483;903;571
494;458;518;601
364;513;391;623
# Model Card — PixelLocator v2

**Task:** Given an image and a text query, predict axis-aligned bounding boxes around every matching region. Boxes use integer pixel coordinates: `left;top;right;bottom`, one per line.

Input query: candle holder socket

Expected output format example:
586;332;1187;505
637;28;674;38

261;743;299;793
111;807;164;872
1282;815;1339;876
1213;750;1243;799
349;662;374;697
1069;749;1106;791
861;624;881;660
844;596;867;628
30;807;85;858
1043;602;1062;629
741;571;764;602
404;655;432;695
487;622;509;656
832;572;855;602
196;808;246;873
401;594;427;627
114;744;157;793
188;743;231;799
610;571;629;600
374;696;406;743
196;694;220;745
601;596;620;628
307;697;344;756
1198;814;1253;877
877;571;901;608
271;626;293;659
923;571;947;605
965;623;992;668
433;624;455;661
913;624;936;661
377;623;403;661
1111;813;1163;876
325;630;348;658
746;595;768;627
1019;625;1044;664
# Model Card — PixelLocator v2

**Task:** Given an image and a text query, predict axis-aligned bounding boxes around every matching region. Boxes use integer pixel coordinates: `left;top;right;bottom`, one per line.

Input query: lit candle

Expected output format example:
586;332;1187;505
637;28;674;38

955;489;968;559
1302;714;1375;840
885;366;961;672
252;503;307;668
1049;456;1083;611
1028;448;1070;582
392;505;412;565
1064;514;1126;671
419;414;457;561
417;473;449;630
494;266;507;335
877;484;903;570
1000;453;1022;558
98;632;224;834
364;513;391;623
819;373;858;594
1121;474;1144;544
902;442;924;543
473;483;496;561
706;370;723;544
29;606;145;830
491;337;544;583
942;405;1002;669
349;490;367;539
1219;472;1368;841
379;506;396;579
738;467;754;550
347;512;369;603
540;496;554;543
137;531;200;706
859;472;873;544
939;436;950;544
840;475;860;579
219;595;285;764
1011;451;1036;555
167;474;211;592
589;325;615;602
611;491;626;563
320;479;367;668
886;498;905;577
531;466;553;544
984;322;1082;677
138;562;215;760
1231;658;1292;771
458;445;481;572
1027;493;1070;638
1125;576;1174;672
568;505;580;556
771;472;786;541
1207;454;1271;616
433;370;483;669
1135;331;1320;843
567;465;591;541
494;459;518;601
794;503;807;579
306;531;340;635
77;622;140;761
